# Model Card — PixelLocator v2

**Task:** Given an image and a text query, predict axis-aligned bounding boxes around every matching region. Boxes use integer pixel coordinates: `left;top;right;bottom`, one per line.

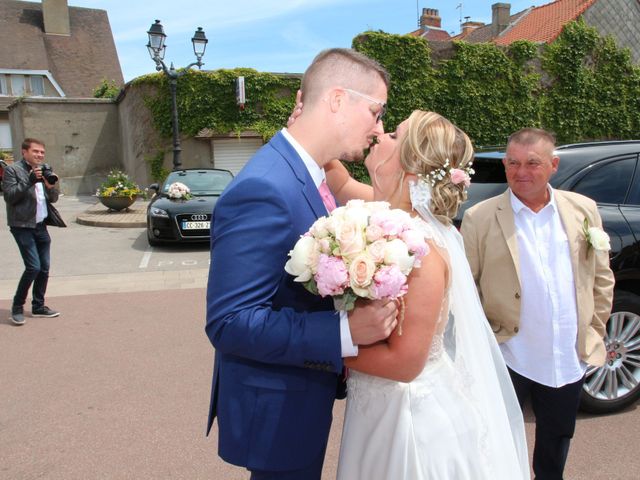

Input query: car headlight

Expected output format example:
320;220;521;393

150;207;169;218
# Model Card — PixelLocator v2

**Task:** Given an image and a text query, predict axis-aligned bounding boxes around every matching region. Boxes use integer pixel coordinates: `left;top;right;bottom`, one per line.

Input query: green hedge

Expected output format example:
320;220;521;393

137;19;640;182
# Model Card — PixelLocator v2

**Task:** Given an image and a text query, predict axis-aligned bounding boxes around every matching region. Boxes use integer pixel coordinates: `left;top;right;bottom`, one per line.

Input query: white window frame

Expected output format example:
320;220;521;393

0;69;65;97
0;75;7;95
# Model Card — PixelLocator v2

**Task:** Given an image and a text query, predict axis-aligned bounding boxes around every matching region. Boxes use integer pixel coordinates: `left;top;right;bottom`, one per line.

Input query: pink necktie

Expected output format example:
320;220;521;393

318;180;337;213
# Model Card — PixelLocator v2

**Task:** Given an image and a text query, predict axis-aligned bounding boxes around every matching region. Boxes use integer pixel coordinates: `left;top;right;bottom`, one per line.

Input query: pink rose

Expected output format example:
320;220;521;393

372;265;408;299
315;254;349;297
365;223;384;242
336;219;365;259
450;168;471;187
366;239;387;263
349;254;376;297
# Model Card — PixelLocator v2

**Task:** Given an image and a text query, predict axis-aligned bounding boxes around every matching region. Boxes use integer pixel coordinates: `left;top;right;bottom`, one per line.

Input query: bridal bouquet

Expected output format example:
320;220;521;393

167;181;192;200
285;200;428;319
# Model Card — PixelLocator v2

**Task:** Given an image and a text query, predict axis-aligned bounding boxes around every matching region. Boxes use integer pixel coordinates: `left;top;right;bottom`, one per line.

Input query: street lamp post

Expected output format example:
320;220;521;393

146;20;208;170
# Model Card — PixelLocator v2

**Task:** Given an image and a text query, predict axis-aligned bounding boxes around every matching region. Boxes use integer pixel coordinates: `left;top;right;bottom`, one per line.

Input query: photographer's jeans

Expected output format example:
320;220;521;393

10;223;51;311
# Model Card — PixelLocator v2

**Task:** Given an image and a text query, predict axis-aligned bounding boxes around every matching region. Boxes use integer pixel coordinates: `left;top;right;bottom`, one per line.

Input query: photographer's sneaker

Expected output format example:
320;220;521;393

32;306;60;318
11;309;25;326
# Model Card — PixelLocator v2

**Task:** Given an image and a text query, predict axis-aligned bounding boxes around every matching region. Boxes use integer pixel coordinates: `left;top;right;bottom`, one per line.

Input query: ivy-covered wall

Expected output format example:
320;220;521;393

134;19;640;181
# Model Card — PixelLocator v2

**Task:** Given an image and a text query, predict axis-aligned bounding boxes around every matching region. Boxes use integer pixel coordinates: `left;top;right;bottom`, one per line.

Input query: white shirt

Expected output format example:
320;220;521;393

281;128;358;357
500;186;585;387
35;181;48;223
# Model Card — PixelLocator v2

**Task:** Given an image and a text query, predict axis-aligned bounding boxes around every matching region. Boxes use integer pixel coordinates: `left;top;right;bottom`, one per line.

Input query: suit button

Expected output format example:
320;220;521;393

514;327;519;333
515;292;521;299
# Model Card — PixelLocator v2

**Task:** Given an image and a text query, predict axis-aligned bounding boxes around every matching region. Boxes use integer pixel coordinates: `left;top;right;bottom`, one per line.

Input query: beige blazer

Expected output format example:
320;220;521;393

461;189;615;367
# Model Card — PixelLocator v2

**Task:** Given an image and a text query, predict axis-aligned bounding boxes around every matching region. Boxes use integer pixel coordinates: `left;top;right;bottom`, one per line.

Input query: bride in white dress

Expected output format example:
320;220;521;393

333;111;530;479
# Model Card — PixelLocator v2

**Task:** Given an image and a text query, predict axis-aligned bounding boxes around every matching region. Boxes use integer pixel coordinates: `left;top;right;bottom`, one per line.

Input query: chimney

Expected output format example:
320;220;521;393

461;21;485;36
420;8;442;30
492;2;511;37
42;0;70;36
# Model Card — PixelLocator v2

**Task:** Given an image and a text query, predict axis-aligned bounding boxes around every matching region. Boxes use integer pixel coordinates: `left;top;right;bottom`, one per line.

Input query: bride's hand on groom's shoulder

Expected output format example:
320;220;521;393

348;298;398;346
287;90;303;127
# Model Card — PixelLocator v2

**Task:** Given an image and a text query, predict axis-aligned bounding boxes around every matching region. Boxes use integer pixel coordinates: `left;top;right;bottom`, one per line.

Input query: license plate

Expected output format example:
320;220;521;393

182;221;210;230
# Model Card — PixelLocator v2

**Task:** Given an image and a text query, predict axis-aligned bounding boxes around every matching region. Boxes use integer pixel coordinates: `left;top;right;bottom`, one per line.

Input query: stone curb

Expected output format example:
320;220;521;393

76;199;148;228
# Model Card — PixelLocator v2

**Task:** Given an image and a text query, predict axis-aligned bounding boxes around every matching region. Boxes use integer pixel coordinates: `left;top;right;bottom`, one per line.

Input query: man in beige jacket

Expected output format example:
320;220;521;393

461;128;614;480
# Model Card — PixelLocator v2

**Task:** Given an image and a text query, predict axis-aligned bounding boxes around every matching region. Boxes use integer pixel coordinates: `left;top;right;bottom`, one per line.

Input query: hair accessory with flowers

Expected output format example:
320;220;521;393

582;218;610;252
167;182;193;200
285;200;429;335
422;158;474;188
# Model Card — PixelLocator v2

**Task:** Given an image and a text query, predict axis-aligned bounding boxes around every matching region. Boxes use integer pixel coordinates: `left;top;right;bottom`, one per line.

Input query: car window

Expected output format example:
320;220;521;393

626;164;640;206
571;157;637;205
163;170;232;195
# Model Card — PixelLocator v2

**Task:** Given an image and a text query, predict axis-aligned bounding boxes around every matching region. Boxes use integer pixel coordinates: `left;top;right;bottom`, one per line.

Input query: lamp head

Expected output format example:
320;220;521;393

191;27;208;64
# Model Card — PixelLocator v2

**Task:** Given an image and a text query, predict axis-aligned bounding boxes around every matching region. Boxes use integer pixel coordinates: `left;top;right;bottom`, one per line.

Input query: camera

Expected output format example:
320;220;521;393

40;163;59;184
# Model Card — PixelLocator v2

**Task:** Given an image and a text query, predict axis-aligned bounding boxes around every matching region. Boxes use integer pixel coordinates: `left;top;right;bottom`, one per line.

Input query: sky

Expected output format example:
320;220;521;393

69;0;541;82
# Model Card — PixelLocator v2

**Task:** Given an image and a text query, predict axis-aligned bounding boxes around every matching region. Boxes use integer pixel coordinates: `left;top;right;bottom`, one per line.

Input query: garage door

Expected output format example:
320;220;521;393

213;137;263;175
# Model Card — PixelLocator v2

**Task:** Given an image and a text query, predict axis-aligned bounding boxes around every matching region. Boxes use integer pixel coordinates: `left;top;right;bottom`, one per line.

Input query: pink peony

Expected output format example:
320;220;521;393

401;229;429;258
315;254;349;297
450;168;471;187
372;265;408;299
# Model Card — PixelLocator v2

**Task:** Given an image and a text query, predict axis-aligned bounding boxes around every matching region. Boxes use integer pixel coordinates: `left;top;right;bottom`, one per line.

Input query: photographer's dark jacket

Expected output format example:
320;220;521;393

2;159;59;228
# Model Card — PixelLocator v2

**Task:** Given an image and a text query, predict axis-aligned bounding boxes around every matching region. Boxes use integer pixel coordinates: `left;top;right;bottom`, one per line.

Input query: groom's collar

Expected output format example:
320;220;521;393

281;128;325;188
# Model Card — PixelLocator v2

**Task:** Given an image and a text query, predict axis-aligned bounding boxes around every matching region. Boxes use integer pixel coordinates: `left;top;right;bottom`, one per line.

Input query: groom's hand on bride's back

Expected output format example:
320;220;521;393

348;299;398;345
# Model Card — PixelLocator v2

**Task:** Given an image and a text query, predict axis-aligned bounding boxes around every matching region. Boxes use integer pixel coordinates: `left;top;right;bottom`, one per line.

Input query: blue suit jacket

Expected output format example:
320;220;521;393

205;131;344;471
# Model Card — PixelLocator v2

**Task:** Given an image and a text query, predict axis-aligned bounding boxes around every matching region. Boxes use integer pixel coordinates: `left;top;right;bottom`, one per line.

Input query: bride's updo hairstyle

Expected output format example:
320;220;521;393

399;111;474;225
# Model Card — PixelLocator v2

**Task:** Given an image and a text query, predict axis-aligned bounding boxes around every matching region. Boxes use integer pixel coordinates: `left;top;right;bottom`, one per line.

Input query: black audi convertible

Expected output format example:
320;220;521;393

146;168;233;246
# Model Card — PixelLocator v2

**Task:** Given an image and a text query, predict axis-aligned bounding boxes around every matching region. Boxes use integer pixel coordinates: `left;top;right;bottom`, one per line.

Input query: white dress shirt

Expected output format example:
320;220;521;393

281;128;358;357
500;186;586;387
35;181;48;223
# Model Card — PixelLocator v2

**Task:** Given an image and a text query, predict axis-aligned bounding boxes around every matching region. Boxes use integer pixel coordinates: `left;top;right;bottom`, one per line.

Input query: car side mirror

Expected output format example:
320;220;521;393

148;183;159;194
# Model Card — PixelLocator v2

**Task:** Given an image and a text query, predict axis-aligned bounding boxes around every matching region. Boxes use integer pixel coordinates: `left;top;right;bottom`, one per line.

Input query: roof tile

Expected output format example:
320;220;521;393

495;0;597;45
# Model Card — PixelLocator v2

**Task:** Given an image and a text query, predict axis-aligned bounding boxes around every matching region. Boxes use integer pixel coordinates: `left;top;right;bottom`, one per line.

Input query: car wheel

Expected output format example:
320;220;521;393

147;232;162;247
580;290;640;414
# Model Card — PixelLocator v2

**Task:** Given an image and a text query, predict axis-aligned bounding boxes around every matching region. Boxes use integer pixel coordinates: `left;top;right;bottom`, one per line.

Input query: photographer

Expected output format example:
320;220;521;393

2;138;61;325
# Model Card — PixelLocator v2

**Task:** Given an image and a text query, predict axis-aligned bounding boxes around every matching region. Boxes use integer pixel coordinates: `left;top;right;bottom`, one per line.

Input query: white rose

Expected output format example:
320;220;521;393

284;236;317;282
384;238;415;275
343;203;370;230
310;217;331;238
364;201;390;214
588;227;611;251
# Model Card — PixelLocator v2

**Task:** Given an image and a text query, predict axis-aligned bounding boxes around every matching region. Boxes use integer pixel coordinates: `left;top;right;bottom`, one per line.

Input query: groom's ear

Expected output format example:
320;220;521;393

327;88;347;114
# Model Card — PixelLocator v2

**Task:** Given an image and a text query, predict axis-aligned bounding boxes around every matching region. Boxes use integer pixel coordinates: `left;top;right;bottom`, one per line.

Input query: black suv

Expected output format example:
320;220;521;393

458;141;640;414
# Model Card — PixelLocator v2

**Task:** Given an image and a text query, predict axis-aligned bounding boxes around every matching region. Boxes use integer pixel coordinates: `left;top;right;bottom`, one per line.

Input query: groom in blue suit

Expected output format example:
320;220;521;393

206;48;397;479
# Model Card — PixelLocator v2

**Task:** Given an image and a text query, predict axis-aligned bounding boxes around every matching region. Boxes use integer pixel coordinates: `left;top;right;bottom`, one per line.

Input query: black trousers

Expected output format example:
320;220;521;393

508;368;585;480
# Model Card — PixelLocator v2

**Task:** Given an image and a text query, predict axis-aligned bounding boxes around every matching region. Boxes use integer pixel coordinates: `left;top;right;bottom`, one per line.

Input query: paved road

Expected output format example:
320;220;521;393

1;196;638;479
0;196;212;301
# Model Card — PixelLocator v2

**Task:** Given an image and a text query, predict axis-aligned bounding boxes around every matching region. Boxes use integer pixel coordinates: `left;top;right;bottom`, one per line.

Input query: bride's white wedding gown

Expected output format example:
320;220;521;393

337;211;530;479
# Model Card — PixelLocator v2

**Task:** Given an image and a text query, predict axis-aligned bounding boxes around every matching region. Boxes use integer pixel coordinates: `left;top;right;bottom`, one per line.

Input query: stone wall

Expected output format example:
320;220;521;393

9;97;120;195
117;82;212;189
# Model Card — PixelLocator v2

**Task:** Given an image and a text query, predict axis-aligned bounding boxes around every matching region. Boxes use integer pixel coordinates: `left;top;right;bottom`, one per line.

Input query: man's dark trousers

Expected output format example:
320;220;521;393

509;368;585;480
10;222;51;311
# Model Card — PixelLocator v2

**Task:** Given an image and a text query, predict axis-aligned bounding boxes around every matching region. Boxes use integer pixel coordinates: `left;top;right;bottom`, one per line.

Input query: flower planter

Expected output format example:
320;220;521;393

99;195;137;211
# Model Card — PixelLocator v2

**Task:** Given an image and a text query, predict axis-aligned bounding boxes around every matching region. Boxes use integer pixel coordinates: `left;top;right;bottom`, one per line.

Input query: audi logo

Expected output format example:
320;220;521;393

190;214;208;221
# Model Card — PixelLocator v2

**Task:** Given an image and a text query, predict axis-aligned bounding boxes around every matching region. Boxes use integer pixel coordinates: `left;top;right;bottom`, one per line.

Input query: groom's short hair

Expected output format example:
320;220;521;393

301;48;389;105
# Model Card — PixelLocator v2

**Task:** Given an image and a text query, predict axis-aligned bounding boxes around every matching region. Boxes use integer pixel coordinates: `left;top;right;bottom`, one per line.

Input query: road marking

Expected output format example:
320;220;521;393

139;248;153;269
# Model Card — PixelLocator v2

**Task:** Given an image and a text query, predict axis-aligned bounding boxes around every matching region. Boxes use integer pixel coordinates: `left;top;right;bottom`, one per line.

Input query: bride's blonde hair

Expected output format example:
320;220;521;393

399;111;474;225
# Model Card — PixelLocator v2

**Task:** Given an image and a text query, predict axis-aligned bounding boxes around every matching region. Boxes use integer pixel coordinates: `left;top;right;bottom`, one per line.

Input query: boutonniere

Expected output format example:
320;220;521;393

582;218;611;252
